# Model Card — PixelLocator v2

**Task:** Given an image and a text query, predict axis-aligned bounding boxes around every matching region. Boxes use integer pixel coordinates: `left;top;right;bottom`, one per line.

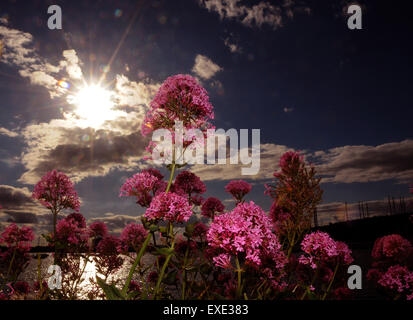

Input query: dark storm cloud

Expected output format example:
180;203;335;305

0;185;49;233
36;131;147;174
20;121;150;184
4;210;38;223
0;184;35;208
314;140;413;183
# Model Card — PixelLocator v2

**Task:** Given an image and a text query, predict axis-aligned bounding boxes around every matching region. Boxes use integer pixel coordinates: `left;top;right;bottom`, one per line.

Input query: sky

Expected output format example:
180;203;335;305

0;0;412;237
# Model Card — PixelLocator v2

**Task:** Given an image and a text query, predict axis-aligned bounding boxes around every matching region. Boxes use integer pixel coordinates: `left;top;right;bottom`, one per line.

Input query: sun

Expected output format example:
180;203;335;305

67;84;118;128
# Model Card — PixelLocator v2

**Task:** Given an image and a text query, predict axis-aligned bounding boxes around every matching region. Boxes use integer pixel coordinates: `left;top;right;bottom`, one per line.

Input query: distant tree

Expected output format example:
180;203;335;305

32;169;80;263
266;151;323;258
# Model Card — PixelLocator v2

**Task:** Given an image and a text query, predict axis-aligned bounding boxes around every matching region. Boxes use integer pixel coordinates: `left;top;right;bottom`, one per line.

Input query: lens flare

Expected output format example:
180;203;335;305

58;80;71;89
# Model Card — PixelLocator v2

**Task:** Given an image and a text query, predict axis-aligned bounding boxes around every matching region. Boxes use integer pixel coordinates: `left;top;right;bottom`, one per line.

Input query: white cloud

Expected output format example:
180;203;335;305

114;74;160;109
187;139;413;185
192;54;222;80
190;143;292;181
60;49;83;80
224;37;241;53
0;17;8;25
198;0;311;29
0;127;18;137
314;140;413;184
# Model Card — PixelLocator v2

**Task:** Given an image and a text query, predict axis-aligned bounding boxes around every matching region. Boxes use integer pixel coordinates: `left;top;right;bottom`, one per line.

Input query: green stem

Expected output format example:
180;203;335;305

165;163;176;193
301;263;319;300
71;255;90;299
286;231;296;260
181;240;190;300
121;233;152;296
322;263;339;300
235;256;242;299
153;223;175;299
5;248;16;282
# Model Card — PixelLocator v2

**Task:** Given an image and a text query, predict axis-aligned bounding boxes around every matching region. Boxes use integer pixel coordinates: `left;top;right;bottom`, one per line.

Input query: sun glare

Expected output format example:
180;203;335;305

67;84;118;128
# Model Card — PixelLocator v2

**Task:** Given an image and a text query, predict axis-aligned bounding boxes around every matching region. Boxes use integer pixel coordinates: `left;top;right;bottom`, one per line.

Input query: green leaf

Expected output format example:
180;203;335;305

149;224;159;232
184;265;197;272
96;277;126;300
154;247;175;256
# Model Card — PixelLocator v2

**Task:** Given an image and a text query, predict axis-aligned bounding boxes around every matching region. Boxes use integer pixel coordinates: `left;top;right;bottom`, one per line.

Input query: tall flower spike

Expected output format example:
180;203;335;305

32;170;80;212
141;74;214;158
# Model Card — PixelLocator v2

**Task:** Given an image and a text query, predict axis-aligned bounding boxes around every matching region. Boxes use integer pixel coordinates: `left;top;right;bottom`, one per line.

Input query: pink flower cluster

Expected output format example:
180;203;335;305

174;171;206;196
372;234;413;266
269;202;292;235
224;180;252;202
0;223;34;249
367;234;413;300
120;169;166;207
54;213;89;249
299;231;353;269
378;265;413;300
89;221;108;239
145;192;193;223
201;197;224;218
0;224;34;280
276;151;303;176
32;170;80;212
95;235;124;273
141;74;214;137
118;223;148;253
207;201;286;269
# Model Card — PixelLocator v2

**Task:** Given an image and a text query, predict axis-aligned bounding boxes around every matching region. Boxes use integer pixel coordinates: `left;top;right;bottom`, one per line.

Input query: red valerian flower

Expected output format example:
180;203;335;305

54;214;89;250
141;74;214;137
378;265;413;299
201;197;224;219
0;224;34;278
334;241;354;265
298;231;339;269
118;223;148;253
120;170;166;207
95;235;124;274
141;74;214;159
372;234;413;266
145;192;193;223
32;170;80;212
65;212;87;228
224;180;252;202
207;201;286;269
174;171;206;196
89;221;108;239
0;223;34;248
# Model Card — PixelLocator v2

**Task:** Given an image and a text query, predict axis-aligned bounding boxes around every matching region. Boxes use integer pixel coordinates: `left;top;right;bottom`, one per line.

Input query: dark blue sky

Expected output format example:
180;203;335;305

0;0;412;231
